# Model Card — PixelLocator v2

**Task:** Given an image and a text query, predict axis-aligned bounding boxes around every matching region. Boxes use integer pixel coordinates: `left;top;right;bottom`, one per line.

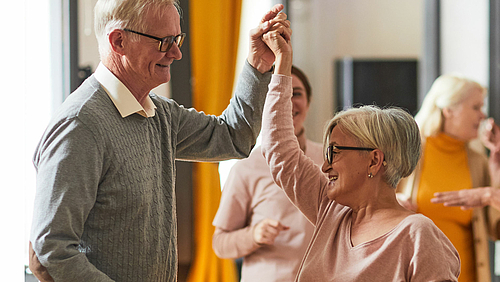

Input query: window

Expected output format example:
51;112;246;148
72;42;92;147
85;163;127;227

219;0;273;189
1;0;55;280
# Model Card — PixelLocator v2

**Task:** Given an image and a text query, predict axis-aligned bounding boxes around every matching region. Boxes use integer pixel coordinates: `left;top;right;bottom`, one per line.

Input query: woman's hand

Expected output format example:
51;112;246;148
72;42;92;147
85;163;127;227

248;4;291;73
431;187;495;210
481;118;500;187
481;118;500;152
253;218;289;245
261;13;292;76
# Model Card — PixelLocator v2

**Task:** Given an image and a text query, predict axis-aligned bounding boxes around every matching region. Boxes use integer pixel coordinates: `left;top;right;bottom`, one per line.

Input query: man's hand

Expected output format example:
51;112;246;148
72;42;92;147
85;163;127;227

248;4;291;73
252;218;289;245
29;241;54;282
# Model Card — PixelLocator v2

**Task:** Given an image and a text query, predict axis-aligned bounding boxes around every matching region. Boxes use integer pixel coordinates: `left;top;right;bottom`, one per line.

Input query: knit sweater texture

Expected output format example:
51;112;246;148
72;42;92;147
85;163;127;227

31;62;271;281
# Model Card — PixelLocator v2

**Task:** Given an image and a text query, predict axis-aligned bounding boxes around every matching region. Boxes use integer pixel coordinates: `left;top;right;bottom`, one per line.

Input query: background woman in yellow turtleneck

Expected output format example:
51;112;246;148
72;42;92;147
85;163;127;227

397;75;500;282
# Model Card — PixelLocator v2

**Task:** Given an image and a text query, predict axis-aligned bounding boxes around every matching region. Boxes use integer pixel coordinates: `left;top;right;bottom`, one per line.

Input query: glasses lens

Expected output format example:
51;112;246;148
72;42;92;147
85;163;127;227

326;145;332;164
160;34;185;52
176;34;185;48
160;37;173;52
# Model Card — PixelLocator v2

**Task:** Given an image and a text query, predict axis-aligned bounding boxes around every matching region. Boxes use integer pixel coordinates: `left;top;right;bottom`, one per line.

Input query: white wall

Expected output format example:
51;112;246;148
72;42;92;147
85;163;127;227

290;0;424;142
440;0;489;86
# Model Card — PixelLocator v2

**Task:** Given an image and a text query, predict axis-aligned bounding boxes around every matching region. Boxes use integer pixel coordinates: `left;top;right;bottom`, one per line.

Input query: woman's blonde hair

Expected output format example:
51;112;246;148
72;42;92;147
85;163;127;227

94;0;180;58
323;106;421;188
415;74;486;138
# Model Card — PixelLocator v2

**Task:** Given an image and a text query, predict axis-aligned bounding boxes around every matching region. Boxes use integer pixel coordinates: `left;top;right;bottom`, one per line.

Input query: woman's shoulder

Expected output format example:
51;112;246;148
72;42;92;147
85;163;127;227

397;214;455;243
398;213;438;230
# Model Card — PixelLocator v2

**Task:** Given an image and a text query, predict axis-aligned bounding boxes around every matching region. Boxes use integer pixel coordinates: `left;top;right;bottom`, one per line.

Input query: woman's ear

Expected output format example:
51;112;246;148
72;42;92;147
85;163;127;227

369;149;385;175
108;29;126;54
442;107;454;119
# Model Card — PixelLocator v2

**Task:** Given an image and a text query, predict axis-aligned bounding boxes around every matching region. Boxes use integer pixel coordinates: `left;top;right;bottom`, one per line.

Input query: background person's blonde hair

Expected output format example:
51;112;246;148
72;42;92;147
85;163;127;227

415;74;487;138
94;0;180;58
323;106;421;188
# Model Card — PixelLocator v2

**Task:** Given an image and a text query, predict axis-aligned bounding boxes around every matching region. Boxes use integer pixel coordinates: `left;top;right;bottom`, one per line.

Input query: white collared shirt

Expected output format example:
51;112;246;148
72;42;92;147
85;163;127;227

94;62;157;118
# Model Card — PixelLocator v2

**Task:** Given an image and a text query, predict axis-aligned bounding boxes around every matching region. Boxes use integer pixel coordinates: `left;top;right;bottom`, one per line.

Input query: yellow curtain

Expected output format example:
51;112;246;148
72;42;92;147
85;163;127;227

186;0;242;281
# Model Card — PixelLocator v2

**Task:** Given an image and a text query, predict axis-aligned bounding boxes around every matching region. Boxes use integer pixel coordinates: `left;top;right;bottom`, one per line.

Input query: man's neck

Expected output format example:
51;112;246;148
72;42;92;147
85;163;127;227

103;59;152;108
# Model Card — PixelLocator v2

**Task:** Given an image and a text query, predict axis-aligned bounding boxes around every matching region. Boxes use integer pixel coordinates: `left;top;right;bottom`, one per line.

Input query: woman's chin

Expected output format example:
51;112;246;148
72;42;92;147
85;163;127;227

326;186;337;201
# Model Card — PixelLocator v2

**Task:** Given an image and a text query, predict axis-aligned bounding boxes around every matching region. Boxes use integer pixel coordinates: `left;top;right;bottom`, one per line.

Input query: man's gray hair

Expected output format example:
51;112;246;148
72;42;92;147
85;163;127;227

94;0;180;58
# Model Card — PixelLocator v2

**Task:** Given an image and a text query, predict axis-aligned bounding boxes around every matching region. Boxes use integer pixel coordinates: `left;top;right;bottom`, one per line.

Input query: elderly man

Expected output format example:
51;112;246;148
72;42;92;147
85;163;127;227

28;0;291;281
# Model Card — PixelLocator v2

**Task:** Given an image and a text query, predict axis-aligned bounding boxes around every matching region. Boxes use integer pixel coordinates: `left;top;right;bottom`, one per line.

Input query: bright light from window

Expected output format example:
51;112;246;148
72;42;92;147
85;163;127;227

0;0;52;280
219;0;273;189
24;0;53;267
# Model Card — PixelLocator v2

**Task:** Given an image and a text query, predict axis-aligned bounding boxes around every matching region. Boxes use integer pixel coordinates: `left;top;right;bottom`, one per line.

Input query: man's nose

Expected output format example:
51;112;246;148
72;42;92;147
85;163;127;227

167;43;182;60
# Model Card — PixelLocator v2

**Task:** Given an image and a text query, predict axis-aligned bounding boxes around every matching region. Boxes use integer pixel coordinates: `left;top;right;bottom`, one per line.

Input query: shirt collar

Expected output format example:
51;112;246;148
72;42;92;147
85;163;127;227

94;62;156;118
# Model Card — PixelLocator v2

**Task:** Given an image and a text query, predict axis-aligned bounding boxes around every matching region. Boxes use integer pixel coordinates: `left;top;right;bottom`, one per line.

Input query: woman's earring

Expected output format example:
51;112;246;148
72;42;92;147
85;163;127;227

368;172;373;178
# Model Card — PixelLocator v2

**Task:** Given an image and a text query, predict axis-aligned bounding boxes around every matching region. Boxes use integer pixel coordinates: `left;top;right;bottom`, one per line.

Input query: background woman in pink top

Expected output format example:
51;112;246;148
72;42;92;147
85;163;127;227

212;65;322;282
261;59;461;279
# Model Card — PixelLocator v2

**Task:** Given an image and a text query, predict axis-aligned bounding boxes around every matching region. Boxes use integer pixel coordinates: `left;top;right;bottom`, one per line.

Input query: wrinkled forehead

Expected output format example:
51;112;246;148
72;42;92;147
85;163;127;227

143;4;181;33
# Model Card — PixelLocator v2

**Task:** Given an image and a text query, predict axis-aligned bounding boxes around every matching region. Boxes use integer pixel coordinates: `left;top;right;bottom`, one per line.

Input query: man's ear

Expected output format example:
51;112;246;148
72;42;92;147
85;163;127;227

108;29;127;55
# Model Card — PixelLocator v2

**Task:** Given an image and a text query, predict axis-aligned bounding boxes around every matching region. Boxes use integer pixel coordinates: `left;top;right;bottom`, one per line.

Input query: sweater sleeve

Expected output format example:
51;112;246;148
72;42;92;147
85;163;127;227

31;117;113;282
261;75;329;225
173;60;272;161
212;159;262;258
212;226;261;259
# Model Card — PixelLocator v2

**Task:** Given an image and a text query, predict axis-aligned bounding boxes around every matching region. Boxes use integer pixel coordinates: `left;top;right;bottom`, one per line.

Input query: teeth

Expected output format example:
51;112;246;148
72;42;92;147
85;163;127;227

329;176;338;181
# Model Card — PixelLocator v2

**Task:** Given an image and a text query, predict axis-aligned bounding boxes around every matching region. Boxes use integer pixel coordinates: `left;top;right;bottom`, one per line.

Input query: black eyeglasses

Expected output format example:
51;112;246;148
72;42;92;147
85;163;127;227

325;145;375;165
124;28;186;52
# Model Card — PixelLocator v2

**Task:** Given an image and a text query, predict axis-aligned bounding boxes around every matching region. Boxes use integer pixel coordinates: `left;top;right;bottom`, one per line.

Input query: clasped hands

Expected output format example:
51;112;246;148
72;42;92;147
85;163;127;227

248;4;292;75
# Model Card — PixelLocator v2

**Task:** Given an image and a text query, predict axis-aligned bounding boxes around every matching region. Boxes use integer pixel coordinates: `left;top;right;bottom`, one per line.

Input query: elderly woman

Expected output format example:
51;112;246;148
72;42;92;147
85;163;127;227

397;75;500;282
260;69;460;279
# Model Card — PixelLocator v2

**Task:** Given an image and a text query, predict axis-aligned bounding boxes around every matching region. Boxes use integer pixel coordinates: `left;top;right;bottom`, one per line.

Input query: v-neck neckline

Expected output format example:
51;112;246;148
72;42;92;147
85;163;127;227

345;212;416;249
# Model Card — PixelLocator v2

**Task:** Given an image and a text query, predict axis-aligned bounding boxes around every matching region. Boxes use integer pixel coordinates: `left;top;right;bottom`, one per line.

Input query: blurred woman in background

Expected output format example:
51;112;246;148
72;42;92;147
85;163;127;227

212;65;322;281
397;74;500;282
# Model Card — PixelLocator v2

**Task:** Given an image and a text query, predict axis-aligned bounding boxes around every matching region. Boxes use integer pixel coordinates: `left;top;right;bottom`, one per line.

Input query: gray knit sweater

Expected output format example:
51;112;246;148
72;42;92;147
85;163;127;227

31;62;271;281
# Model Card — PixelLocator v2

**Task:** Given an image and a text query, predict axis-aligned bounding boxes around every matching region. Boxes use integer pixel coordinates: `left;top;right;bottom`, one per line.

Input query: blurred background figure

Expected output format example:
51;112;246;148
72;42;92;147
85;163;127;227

212;66;322;281
397;74;500;282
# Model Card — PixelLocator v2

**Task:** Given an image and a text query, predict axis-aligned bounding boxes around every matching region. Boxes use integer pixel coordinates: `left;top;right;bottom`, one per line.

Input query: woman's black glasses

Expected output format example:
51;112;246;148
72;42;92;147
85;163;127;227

325;145;375;164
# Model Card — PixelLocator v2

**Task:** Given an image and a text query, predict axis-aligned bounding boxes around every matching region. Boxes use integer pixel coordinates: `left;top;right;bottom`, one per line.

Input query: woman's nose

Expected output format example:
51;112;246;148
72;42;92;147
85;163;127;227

321;160;330;173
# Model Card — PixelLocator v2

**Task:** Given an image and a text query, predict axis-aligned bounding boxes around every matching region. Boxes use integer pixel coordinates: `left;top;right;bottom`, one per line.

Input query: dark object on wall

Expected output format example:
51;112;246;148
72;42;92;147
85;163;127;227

335;58;419;115
490;0;500;127
171;0;194;271
77;65;93;87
